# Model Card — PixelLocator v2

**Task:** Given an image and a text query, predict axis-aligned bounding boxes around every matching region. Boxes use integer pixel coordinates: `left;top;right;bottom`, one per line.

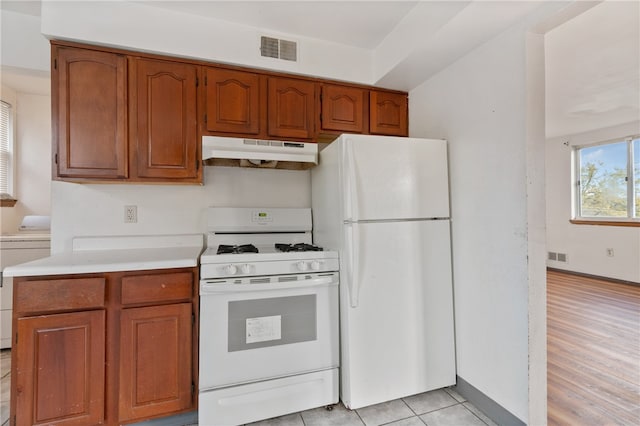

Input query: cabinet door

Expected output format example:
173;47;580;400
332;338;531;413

267;77;315;139
321;85;365;133
119;303;193;421
134;59;199;180
53;46;127;179
14;310;105;426
369;91;408;136
205;68;261;135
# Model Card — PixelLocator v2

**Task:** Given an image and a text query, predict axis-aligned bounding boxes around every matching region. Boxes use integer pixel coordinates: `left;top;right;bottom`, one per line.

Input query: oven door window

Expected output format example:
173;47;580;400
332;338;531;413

228;295;316;352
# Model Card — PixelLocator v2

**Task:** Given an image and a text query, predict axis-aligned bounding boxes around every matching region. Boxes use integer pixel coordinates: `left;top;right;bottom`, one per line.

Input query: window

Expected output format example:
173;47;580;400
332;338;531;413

0;100;16;206
573;136;639;223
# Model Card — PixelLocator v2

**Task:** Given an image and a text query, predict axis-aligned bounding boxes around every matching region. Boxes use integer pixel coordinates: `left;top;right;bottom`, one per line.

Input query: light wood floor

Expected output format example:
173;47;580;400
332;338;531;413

547;269;640;425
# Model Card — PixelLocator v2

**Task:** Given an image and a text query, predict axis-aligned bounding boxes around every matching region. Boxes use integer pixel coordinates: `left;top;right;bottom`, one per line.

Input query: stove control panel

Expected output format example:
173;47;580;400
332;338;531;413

252;210;273;223
224;264;255;275
296;260;324;272
201;257;339;279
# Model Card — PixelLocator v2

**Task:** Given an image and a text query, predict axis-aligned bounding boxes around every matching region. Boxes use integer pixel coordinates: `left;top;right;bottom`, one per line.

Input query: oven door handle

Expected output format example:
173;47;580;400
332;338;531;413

201;275;338;294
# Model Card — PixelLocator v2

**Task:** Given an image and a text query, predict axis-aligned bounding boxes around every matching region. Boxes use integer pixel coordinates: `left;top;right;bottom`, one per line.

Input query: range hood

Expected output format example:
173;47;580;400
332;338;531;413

202;136;318;170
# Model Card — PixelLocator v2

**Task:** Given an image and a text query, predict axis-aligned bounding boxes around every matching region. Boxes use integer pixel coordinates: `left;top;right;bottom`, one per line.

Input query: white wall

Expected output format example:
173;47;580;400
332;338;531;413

0;88;52;234
409;21;546;424
50;167;311;253
1;10;50;72
546;120;640;283
40;1;372;85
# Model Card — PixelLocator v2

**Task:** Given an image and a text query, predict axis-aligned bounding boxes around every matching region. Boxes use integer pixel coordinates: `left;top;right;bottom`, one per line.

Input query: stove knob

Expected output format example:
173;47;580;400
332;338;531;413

225;264;238;275
296;261;309;271
310;260;321;271
241;264;252;274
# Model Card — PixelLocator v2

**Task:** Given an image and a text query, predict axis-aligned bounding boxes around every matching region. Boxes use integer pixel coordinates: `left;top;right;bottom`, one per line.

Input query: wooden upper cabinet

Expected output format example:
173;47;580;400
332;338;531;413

268;77;315;140
15;310;105;426
321;85;366;133
53;46;128;179
370;91;408;136
205;68;261;135
133;58;200;181
119;303;193;421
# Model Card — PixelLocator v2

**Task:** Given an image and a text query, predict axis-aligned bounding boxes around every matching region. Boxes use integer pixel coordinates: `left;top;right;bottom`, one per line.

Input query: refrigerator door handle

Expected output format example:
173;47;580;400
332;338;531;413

346;222;361;308
342;138;357;221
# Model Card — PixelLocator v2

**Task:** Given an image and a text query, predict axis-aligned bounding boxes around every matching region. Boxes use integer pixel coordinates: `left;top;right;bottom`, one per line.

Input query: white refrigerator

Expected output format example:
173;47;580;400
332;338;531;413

311;134;456;409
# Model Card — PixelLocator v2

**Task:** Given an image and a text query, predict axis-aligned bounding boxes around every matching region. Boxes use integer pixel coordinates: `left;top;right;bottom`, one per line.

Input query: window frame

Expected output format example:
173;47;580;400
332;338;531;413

571;135;639;227
0;99;17;207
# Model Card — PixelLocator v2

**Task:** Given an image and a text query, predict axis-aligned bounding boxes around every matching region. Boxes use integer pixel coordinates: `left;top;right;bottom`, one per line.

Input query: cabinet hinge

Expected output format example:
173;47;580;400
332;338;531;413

54;153;58;164
196;76;199;87
192;312;196;325
15;332;18;344
204;76;207;86
192;382;195;395
195;159;199;171
54;58;57;70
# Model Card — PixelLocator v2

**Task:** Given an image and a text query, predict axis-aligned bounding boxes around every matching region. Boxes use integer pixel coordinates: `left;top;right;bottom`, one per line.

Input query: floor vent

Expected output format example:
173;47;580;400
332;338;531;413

261;36;297;62
548;252;567;262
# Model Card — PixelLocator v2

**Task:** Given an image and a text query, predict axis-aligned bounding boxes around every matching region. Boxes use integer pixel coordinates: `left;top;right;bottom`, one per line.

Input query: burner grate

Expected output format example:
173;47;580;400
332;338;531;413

275;243;323;252
217;244;259;254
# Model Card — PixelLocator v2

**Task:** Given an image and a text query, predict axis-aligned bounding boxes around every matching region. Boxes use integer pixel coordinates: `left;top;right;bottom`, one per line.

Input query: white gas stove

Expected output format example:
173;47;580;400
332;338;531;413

200;207;338;280
198;207;339;426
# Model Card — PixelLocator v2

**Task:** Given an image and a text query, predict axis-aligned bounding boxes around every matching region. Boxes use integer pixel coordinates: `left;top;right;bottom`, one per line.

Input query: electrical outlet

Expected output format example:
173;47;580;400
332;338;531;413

124;205;137;223
606;248;614;257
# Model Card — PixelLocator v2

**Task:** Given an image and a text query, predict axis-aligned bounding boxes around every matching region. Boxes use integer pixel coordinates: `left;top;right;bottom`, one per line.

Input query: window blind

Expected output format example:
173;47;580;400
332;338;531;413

0;101;11;195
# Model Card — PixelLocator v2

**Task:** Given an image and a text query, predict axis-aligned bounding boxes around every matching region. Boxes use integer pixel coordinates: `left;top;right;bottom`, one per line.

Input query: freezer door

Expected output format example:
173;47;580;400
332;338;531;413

341;135;450;221
340;219;456;409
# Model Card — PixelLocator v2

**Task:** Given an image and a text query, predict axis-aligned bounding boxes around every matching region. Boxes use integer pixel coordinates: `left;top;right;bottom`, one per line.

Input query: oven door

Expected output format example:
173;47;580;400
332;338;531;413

199;272;339;391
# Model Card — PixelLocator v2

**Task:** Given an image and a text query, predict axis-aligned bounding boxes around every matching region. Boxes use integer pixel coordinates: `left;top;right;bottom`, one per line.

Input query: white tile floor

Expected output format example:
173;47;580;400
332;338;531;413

0;348;497;426
244;387;498;426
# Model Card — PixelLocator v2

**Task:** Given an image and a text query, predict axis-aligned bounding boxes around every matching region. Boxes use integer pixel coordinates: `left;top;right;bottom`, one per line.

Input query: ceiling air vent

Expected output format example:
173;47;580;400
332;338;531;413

260;36;297;62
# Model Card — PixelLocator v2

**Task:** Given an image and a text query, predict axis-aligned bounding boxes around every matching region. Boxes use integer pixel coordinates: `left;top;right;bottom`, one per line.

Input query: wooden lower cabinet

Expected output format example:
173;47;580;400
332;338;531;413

11;268;198;426
14;311;106;426
119;303;193;422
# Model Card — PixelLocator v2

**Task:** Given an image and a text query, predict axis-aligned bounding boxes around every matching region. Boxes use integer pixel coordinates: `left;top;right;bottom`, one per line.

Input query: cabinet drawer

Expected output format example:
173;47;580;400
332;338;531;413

121;272;193;305
15;277;106;313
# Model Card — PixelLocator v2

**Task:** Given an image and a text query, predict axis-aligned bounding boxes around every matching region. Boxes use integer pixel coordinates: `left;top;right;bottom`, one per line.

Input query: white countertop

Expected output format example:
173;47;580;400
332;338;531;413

0;233;51;243
3;234;204;277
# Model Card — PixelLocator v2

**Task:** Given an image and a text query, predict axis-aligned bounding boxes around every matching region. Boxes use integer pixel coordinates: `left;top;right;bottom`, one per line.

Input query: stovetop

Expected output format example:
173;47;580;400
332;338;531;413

201;243;333;263
200;207;338;279
215;243;323;255
216;244;260;255
275;243;323;252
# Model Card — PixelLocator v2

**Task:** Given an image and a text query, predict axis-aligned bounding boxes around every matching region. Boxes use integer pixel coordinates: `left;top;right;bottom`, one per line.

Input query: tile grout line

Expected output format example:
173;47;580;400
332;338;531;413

416;401;462;417
460;402;492;426
391;397;428;425
353;406;367;426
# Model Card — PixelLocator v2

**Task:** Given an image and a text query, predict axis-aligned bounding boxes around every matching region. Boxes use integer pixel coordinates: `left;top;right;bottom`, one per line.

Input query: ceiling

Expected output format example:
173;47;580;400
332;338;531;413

1;1;638;138
0;0;421;49
545;0;639;138
136;1;420;49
